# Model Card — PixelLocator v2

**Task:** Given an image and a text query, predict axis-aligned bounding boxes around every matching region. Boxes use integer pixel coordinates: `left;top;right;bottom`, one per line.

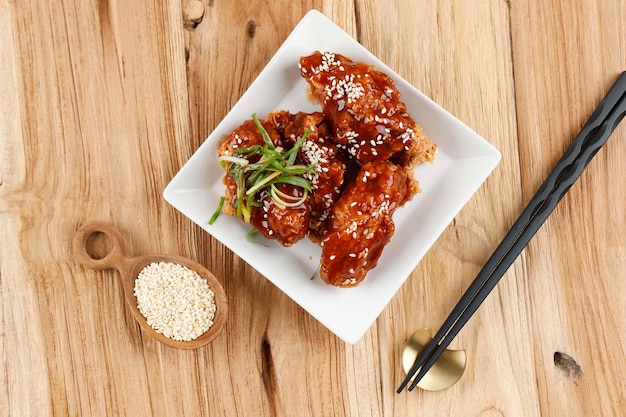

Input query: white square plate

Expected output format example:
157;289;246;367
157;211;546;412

163;10;501;344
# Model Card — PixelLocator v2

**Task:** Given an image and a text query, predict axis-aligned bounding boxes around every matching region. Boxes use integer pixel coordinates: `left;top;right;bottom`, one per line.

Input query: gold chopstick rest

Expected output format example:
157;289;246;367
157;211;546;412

402;328;466;391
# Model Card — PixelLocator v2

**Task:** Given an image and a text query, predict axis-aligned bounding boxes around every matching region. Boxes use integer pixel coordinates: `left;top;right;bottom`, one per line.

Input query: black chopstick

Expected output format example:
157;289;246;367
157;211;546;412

398;71;626;393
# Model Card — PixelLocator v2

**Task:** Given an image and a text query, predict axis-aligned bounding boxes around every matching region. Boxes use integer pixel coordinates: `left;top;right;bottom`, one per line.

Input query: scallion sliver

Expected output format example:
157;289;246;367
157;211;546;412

208;196;225;225
212;114;317;226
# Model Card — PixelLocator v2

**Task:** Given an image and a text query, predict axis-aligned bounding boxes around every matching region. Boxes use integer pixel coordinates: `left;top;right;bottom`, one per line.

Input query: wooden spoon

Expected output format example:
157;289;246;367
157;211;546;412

73;221;228;349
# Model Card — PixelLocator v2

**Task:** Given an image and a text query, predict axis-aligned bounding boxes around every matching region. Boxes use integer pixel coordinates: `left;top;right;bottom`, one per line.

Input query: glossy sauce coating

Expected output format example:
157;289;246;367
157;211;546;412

299;51;436;176
217;119;283;216
218;118;311;246
250;184;310;246
320;161;408;287
269;111;348;240
216;53;436;284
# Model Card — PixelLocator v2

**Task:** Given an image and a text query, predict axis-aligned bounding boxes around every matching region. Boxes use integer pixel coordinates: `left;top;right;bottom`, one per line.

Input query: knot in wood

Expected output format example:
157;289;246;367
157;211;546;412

183;1;205;30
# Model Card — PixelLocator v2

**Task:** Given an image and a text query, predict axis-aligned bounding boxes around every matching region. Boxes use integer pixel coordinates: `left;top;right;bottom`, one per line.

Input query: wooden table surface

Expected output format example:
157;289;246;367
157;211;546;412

2;0;625;416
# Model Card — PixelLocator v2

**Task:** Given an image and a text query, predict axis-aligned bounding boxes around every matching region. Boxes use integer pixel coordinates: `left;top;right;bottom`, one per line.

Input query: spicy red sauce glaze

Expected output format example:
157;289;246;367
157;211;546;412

298;51;436;173
320;161;408;287
269;110;348;241
250;184;311;246
217;118;283;216
216;52;436;284
218;117;312;247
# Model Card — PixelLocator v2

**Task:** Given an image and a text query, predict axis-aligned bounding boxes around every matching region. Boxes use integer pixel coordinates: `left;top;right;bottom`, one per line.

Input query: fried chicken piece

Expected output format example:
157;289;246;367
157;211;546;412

320;161;409;287
269;110;348;240
217;118;310;246
299;51;436;200
249;184;310;246
217;118;283;215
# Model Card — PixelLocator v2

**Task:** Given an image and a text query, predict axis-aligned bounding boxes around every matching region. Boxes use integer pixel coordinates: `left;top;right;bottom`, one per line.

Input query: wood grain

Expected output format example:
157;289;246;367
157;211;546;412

1;0;625;416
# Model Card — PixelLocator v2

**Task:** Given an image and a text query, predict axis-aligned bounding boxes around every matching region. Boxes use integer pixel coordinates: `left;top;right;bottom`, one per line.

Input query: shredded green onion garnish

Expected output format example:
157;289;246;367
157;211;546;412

216;113;316;223
310;265;320;280
246;228;269;247
209;196;225;225
270;184;309;208
219;155;249;166
246;170;282;196
252;113;275;150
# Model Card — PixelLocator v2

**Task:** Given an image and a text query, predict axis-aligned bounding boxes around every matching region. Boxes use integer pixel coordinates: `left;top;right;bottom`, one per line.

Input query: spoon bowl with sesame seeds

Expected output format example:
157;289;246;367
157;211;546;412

73;221;228;349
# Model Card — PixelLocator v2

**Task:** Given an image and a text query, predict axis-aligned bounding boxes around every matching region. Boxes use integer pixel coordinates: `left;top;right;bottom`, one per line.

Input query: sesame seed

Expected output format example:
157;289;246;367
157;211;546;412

346;221;358;234
134;262;216;342
323;72;365;104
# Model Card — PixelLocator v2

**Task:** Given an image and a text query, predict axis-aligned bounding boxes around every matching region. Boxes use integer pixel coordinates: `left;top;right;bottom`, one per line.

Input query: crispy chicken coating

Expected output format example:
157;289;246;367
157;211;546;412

320;161;408;287
214;53;437;283
299;51;436;200
249;184;310;246
217;118;310;247
217;118;283;216
269;111;348;240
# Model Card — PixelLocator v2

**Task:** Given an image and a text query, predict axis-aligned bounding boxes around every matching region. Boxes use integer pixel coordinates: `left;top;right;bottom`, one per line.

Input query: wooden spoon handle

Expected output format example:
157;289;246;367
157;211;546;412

73;221;132;272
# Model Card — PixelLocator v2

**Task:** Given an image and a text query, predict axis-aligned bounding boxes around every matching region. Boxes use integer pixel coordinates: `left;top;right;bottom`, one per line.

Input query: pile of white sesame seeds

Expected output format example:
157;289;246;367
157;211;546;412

134;262;216;342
